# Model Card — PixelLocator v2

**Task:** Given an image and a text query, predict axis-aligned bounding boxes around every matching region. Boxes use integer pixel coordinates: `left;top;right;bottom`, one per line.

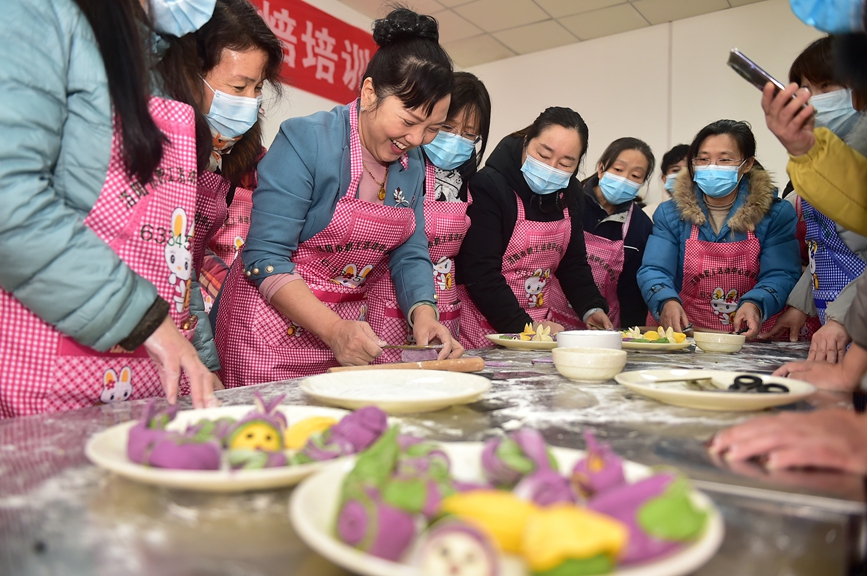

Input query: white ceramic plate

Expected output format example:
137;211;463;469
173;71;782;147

621;339;693;352
289;442;724;576
299;370;492;414
486;334;557;350
614;369;817;411
85;405;349;492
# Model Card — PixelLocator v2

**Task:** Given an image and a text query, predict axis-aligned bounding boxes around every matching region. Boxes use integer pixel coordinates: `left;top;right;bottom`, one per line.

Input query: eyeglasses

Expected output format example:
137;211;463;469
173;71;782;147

441;124;482;144
692;157;745;167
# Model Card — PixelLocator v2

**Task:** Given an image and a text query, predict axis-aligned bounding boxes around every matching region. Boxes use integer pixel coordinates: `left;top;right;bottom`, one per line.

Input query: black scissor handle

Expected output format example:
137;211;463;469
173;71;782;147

728;375;789;394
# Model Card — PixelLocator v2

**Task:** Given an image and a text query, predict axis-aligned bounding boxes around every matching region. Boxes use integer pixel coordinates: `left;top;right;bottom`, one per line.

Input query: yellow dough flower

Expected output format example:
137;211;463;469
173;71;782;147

284;416;338;449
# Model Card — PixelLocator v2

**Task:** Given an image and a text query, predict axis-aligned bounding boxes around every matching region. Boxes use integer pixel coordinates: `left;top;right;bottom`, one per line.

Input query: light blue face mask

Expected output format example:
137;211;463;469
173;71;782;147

202;78;262;138
150;0;216;36
789;0;866;33
599;172;642;205
664;174;678;194
693;164;743;199
811;88;859;138
521;154;572;195
423;131;476;171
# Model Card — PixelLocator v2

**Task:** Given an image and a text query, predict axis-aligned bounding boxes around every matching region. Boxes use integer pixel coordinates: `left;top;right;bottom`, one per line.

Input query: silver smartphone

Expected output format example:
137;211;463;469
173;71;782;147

727;48;787;94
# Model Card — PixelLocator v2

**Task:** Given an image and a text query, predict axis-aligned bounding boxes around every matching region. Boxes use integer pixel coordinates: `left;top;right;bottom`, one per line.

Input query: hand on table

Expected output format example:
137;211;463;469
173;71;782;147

708;409;867;474
144;316;218;409
762;82;816;157
808;320;850;363
324;319;384;366
773;359;857;391
659;300;690;333
758;306;807;342
412;305;463;360
585;310;614;331
733;302;762;339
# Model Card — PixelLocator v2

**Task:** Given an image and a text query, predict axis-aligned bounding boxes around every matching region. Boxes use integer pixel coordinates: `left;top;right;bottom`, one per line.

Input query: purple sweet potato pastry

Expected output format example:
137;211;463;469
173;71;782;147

127;402;178;464
225;393;288;450
337;493;418;561
330;406;388;452
147;436;222;470
228;449;289;469
571;431;625;498
513;469;577;506
452;480;494;493
300;431;356;462
481;429;555;488
413;519;499;576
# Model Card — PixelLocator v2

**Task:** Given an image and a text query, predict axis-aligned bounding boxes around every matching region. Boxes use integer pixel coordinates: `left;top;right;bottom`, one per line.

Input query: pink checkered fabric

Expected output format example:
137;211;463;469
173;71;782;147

459;194;572;350
0;97;199;418
215;100;417;385
194;171;230;273
368;160;471;362
209;184;253;266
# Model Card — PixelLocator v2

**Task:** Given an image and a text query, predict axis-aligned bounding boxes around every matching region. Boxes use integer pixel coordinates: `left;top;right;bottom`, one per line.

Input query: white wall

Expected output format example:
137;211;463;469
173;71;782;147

466;0;822;206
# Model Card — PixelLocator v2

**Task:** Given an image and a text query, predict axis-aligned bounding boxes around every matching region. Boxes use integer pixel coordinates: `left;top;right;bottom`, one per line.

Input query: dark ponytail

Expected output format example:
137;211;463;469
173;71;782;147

72;0;166;185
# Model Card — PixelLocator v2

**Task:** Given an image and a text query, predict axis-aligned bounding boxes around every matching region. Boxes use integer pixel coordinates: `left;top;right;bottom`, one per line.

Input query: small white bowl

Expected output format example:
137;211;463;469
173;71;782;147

693;332;745;354
556;330;622;350
552;347;628;382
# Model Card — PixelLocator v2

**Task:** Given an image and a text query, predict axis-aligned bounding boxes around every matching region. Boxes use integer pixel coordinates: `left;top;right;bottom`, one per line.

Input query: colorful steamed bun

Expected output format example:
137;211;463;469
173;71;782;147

481;429;558;488
440;490;536;554
514;469;577;506
284;415;337;449
297;405;388;463
225;393;287;451
127;401;221;470
587;472;707;564
412;519;499;576
570;431;625;498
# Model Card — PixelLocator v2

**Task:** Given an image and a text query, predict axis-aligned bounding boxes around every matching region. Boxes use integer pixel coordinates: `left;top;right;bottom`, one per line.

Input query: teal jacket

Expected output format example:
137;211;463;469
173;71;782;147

0;0;219;369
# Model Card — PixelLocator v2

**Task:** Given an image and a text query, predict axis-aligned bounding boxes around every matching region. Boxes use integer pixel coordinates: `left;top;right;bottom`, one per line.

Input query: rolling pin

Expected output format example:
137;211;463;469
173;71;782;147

327;357;485;373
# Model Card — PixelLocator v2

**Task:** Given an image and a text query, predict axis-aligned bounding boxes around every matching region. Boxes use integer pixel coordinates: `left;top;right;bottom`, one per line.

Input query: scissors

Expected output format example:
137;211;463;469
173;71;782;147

727;375;789;394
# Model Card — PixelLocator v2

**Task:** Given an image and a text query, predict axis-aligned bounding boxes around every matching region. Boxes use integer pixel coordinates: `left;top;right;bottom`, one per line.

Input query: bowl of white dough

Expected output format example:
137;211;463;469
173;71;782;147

552;347;628;382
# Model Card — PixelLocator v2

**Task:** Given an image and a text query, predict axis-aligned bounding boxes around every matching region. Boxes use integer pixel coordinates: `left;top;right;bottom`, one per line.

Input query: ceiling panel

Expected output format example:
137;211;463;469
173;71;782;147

432;9;485;44
533;0;627;19
443;34;517;67
727;0;767;5
493;20;579;54
632;0;730;25
559;3;649;40
437;0;477;6
454;0;550;32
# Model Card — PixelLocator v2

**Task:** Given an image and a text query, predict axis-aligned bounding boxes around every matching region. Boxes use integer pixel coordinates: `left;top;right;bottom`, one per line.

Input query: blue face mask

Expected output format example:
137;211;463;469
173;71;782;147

693;164;743;199
664;174;678;194
789;0;866;33
599;172;642;205
151;0;216;36
811;88;860;138
521;154;572;195
423;131;476;170
202;78;262;138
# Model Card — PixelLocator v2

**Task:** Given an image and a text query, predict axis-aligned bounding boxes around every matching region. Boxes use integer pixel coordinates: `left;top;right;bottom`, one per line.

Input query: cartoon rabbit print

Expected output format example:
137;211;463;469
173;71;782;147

331;264;373;288
100;367;132;403
525;268;550;308
166;207;194;313
433;256;453;291
710;287;739;326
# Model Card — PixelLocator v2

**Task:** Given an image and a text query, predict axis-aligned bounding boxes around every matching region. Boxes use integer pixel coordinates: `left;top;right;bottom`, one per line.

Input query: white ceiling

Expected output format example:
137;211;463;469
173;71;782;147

335;0;767;67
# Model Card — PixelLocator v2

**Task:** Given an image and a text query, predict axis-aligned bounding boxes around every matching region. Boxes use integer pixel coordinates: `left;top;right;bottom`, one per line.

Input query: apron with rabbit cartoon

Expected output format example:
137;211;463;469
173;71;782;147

678;226;781;333
214;101;418;385
0;97;199;417
458;194;571;350
367;160;471;363
803;198;867;324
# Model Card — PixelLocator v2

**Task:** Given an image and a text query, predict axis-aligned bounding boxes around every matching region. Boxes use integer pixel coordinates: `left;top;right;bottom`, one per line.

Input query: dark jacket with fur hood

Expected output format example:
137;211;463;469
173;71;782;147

636;167;801;320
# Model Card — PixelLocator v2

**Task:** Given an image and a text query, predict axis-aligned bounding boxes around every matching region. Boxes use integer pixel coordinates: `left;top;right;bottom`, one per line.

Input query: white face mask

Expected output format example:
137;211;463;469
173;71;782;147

810;88;859;138
150;0;216;36
201;77;262;138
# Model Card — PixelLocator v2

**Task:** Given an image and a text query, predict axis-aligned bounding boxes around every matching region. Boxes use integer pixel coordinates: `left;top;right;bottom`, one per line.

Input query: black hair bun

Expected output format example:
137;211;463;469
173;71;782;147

372;8;439;46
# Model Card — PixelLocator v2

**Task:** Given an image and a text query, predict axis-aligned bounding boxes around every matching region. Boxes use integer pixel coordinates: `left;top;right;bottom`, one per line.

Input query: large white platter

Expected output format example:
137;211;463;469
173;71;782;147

289;442;724;576
85;405;349;492
614;369;816;411
299;370;491;414
486;334;558;350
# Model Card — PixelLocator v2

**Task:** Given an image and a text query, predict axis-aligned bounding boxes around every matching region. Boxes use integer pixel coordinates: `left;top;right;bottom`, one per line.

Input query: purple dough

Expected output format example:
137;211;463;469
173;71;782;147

337;493;418;561
513;469;577;506
587;473;680;564
452;480;494;492
481;429;554;487
571;431;625;498
228;449;288;469
531;355;554;364
300;431;356;461
127;402;178;464
147;436;222;470
402;349;439;362
330;406;388;452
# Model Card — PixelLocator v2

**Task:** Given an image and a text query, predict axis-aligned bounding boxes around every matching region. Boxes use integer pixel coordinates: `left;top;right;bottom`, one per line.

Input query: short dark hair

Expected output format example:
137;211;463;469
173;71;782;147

511;106;590;176
660;144;689;176
448;72;491;167
686;120;756;179
789;36;836;86
363;7;453;117
596;137;655;184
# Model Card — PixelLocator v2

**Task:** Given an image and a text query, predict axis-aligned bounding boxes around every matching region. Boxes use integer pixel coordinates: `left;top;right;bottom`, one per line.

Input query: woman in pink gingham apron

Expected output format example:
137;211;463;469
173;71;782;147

549;138;656;330
367;72;491;363
214;8;462;385
0;0;215;417
456;107;613;350
637;120;800;339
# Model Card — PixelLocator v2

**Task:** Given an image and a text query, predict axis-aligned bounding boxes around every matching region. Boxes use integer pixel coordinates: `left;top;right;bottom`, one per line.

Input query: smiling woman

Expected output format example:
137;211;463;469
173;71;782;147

213;7;464;385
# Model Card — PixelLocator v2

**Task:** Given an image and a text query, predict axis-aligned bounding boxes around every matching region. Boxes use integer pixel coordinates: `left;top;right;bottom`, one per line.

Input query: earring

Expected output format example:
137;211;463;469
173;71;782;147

360;105;366;112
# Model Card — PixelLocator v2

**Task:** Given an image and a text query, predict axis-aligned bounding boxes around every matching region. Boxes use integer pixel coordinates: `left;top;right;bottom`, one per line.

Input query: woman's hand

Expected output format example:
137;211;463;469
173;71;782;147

808;320;850;363
758;306;807;341
659;300;689;333
323;319;385;366
772;359;856;391
585;310;614;330
144;316;217;409
733;302;762;339
708;409;867;474
211;372;225;392
412;305;463;360
534;320;565;335
762;82;816;157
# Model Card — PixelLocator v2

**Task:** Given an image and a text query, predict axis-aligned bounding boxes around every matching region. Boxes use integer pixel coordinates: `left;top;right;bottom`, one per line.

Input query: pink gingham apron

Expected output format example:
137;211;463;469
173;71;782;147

215;101;416;385
194;170;232;312
367;160;471;363
209;182;253;266
458;194;571;349
0;97;199;417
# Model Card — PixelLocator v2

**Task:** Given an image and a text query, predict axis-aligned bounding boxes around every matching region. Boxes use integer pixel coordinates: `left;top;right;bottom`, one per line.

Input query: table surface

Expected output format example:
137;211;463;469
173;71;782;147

1;341;864;576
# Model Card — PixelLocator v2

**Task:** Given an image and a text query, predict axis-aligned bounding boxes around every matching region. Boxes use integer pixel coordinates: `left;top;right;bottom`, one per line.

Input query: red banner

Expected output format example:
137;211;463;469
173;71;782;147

251;0;377;104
